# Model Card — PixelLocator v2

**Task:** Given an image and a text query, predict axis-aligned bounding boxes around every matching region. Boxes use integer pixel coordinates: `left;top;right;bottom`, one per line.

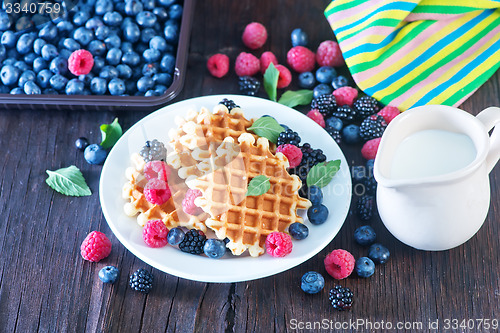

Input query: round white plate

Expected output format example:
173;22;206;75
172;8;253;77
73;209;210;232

100;94;352;283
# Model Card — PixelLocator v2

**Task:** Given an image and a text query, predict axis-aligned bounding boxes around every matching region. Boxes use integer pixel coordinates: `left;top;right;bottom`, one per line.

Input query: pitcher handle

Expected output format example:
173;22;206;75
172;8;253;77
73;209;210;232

476;107;500;174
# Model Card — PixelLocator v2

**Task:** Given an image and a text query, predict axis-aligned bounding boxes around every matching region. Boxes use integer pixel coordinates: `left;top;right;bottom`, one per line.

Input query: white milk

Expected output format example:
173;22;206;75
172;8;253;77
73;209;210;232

390;129;477;179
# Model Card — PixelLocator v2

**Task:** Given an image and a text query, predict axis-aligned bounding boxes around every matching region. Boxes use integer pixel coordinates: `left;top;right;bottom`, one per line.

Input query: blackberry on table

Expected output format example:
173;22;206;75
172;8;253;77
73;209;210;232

311;94;337;117
331;105;357;124
359;115;387;141
178;229;207;255
139;139;167;162
325;127;341;144
357;195;374;221
238;76;260;96
129;268;153;294
353;96;380;119
219;98;239;112
277;129;301;147
363;176;377;195
329;285;353;311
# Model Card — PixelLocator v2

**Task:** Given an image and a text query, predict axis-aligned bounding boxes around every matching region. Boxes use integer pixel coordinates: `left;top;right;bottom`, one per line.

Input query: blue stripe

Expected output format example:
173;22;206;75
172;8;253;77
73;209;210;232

335;1;417;34
343;26;403;58
363;9;493;96
410;37;500;107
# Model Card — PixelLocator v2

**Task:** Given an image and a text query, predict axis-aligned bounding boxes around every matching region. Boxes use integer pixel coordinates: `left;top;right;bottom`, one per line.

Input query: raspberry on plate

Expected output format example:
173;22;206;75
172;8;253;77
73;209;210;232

235;52;260;76
361;138;382;160
275;64;292;89
242;22;267;49
378;106;401;124
68;49;94;76
333;86;358;107
307;109;325;128
182;189;203;215
265;232;293;257
80;231;112;262
143;161;170;181
316;40;344;67
287;46;315;73
143;178;171;205
207;53;229;78
324;249;355;279
260;51;277;74
276;143;302;168
143;219;169;248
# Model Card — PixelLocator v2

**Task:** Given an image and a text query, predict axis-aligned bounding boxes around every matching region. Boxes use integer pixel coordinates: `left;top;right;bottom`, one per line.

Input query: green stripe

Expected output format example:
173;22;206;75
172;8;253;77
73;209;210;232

339;18;401;42
325;0;370;15
348;20;433;72
412;5;482;14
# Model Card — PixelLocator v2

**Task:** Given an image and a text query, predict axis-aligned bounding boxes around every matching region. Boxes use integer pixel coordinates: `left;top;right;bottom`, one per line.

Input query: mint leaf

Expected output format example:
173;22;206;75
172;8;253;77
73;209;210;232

100;118;122;149
278;90;313;108
306;160;341;188
246;175;271;196
46;165;92;196
263;63;279;101
247;116;285;144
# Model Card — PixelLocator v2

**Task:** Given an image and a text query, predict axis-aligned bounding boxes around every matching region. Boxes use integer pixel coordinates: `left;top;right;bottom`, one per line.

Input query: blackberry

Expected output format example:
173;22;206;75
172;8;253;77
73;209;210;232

360;115;387;141
311;94;337;117
277;129;301;146
291;143;326;185
129;268;153;294
139;139;167;162
325;126;341;144
329;285;353;311
357;195;374;221
238;76;260;96
363;176;377;195
219;98;239;112
353;96;380;119
178;229;207;255
331;105;357;123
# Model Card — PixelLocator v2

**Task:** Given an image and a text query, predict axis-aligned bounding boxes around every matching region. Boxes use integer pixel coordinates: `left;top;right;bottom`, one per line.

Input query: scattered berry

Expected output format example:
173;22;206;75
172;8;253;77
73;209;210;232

178;229;206;254
355;257;375;278
315;66;336;84
99;266;120;284
167;227;185;245
311;94;337;118
357;195;374;221
242;22;267;49
277;128;301;146
301;271;324;294
288;222;309;240
325;127;341;144
333;86;357;107
143;219;169;248
144;178;171;205
207;53;229;78
377;106;400;124
331;75;349;90
360;115;387;141
286;46;315;73
342;124;361;144
144;160;170;181
80;231;112;262
366;159;375;178
139;139;167;162
129;268;153;293
307;204;328;225
219;98;239;112
316;40;344;67
307;109;325;128
203;239;226;259
84;143;107;165
235;52;260;76
312;83;333;99
182;188;203;215
238;76;260;96
307;185;322;205
275;64;292;89
332;105;357;123
291;28;308;47
276;143;302;168
325;116;343;131
329;285;353;311
324;249;355;279
363;175;377;195
68;49;94;76
361;138;382;160
353;96;380;120
298;71;316;89
265;232;293;257
368;243;390;264
354;225;377;246
75;137;89;151
260;51;277;74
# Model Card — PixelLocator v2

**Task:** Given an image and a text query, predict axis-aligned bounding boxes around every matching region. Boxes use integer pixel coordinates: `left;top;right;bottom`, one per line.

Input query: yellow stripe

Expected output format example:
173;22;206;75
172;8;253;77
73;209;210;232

333;1;391;39
342;21;406;50
418;0;500;9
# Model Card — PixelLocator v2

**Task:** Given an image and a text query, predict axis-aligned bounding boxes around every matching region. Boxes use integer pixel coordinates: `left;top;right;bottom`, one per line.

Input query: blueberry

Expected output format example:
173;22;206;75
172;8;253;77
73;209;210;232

143;48;160;62
308;185;323;205
116;64;132;79
141;63;158;76
149;36;167;52
41;44;59;61
85;17;104;30
24;52;37;65
0;65;20;86
368;243;390;264
354;225;376;246
106;48;122;66
288;222;309;240
88;40;106;57
16;33;36;54
120;42;133;53
108;78;125;95
79;73;94;85
73;27;93;46
316;66;337;84
158;0;176;6
36;69;53;88
99;66;119;80
342;124;361;144
104;34;121;49
122;23;141;43
95;0;113;15
153;7;168;21
125;0;143;15
10;87;24;94
325;116;343;131
152;72;171;86
23;81;41;94
154;85;167;95
167;227;184;245
56;20;74;33
72;11;90;26
95;26;111;41
140;28;156;43
114;1;126;15
332;75;349;90
1;31;17;48
43;88;59;95
141;0;155;11
160;54;175;73
136;11;157;27
144;89;157;96
0;45;6;63
0;12;10;30
33;38;47;55
49;56;68;75
13;60;29;72
291;28;308;47
92;56;106;73
103;11;123;26
301;271;324;294
90;77;107;95
98;266;119;284
49;74;68;91
355;257;375;278
203;239;226;259
18;70;36;87
168;4;183;20
6;48;17;59
312;83;333;99
137;75;154;92
38;23;58;41
33;57;47;72
0;85;9;93
366;159;375;177
84;143;107;164
163;21;179;43
65;78;84;95
298;71;315;89
307;204;329;225
62;38;80;51
59;49;72;60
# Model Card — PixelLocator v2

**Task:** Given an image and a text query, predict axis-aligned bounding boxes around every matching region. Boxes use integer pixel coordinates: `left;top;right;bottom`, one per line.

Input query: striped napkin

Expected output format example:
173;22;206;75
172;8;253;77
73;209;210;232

324;0;500;110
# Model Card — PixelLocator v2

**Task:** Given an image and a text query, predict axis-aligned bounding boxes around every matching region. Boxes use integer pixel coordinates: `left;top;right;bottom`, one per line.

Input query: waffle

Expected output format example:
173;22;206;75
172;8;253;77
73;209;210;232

186;133;311;257
122;153;208;231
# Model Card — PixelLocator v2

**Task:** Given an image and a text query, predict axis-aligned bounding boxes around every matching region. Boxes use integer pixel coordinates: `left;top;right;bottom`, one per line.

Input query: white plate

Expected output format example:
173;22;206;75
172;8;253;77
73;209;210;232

100;95;352;283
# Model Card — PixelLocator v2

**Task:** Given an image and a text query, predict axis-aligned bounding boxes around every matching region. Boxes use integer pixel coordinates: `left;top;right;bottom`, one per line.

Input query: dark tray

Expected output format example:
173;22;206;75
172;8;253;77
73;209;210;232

0;0;195;111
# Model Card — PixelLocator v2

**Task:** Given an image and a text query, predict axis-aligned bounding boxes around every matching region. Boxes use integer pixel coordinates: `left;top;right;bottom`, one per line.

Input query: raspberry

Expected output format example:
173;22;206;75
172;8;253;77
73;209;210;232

144;178;171;205
377;106;400;124
333;87;358;107
207;53;229;78
361;138;381;160
307;109;325;128
235;52;260;77
182;189;203;215
142;219;169;248
276;144;302;168
287;46;315;73
275;64;292;89
260;51;278;74
265;232;293;257
143;161;170;181
68;49;94;76
324;249;355;279
242;22;267;49
80;231;112;262
316;41;344;67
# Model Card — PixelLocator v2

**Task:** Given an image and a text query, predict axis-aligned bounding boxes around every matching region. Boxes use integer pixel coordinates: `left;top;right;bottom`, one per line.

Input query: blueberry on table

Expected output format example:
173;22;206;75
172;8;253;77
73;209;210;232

203;239;226;259
291;28;308;47
301;271;324;294
325;116;343;131
84;144;107;165
315;66;337;84
298;71;315;89
354;225;376;246
342;124;361;144
75;137;89;151
307;204;329;225
355;257;375;278
312;83;333;99
332;75;349;90
99;266;119;284
288;222;309;240
368;243;390;264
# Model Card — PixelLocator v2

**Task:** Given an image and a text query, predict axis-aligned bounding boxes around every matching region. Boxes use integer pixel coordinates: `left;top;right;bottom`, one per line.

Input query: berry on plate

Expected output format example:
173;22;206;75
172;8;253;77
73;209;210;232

301;271;324;294
277;128;301;147
143;178;171;205
288;222;309;240
80;231;112;262
139;139;167;163
179;229;206;254
368;243;390;264
307;204;328;225
306;109;325;128
144;160;170;181
129;268;153;293
242;22;267;49
167;227;185;245
182;188;203;215
143;219;169;248
324;249;355;279
207;53;229;78
98;266;120;284
235;52;260;77
203;239;226;259
287;46;315;73
276;144;302;168
316;40;344;67
84;143;107;165
219;98;239;112
68;49;94;76
307;185;323;205
265;232;293;257
355;257;375;278
354;225;376;246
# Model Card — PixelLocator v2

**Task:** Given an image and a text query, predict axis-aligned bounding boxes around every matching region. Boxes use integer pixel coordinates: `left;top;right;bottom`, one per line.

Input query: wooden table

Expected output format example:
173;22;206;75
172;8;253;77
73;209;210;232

1;0;498;331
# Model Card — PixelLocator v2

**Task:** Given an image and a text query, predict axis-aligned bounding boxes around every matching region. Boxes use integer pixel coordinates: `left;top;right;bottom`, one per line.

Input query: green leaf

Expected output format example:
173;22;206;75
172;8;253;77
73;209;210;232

247;116;285;144
100;118;122;149
46;165;92;196
306;160;341;188
246;175;271;196
278;90;313;108
263;63;279;101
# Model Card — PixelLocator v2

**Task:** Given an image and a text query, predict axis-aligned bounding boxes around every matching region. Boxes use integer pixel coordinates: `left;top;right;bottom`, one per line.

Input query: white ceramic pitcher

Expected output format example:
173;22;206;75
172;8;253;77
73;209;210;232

374;105;500;251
